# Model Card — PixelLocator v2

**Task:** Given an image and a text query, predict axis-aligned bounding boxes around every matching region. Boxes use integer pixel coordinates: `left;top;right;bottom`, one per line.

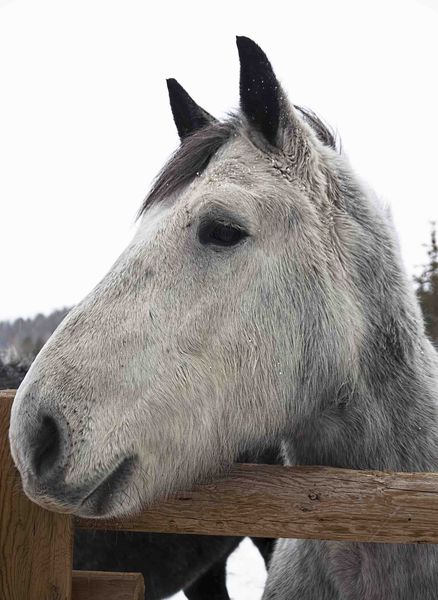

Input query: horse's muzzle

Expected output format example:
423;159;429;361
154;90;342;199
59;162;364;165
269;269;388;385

10;400;137;517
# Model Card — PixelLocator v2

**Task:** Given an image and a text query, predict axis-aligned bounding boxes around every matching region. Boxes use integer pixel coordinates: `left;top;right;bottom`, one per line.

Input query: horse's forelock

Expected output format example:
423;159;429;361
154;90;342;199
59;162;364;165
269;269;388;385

138;120;238;218
139;108;340;219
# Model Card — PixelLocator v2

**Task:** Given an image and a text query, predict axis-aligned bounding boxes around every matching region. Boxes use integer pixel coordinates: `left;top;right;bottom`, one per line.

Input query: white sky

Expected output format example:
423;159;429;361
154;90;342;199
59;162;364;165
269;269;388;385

0;0;437;321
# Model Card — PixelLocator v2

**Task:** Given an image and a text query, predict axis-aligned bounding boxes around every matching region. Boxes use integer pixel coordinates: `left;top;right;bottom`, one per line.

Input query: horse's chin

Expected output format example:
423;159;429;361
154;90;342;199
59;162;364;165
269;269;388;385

73;456;140;518
21;455;141;519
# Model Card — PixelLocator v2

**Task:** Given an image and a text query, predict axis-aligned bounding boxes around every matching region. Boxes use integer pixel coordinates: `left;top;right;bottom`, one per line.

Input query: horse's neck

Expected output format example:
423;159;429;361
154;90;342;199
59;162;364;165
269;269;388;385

279;335;438;598
285;336;438;473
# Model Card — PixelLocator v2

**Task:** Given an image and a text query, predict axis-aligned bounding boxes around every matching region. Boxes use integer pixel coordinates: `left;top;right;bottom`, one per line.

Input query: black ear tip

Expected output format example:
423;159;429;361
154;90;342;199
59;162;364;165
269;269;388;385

235;36;269;62
166;78;195;109
166;78;182;94
236;35;255;46
166;78;215;140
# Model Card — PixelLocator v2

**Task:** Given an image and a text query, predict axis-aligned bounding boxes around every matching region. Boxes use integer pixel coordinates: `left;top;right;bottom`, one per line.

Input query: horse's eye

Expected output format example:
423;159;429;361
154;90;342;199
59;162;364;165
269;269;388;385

198;221;248;247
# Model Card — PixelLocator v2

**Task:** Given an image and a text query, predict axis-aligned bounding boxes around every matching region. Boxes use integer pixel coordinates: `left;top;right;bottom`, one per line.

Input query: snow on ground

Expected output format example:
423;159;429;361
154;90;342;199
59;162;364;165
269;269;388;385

169;538;267;599
226;538;267;599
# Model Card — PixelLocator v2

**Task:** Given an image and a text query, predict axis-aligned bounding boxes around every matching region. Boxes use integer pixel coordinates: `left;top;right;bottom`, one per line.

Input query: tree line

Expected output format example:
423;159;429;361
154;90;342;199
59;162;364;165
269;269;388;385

0;307;69;366
415;224;438;343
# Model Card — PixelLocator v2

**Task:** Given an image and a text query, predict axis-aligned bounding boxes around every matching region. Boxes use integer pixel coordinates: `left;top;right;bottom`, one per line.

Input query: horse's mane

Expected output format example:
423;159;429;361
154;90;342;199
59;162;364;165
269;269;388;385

139;109;339;218
295;106;339;152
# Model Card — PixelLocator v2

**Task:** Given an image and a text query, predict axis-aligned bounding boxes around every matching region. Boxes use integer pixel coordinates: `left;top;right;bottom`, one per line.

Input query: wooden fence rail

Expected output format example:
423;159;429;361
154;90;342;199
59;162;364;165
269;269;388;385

76;463;438;544
3;389;438;599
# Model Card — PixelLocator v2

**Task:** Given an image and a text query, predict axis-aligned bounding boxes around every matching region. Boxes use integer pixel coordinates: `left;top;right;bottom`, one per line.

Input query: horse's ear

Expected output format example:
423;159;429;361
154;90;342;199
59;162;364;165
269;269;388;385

236;36;285;147
166;78;216;141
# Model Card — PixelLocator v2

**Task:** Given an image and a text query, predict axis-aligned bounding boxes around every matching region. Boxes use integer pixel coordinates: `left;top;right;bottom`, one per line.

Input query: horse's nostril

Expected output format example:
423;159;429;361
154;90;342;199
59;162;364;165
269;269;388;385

32;415;63;478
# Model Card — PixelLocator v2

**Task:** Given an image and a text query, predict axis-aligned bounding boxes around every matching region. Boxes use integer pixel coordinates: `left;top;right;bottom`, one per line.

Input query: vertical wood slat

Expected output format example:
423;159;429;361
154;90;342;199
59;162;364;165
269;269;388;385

0;390;74;600
72;571;145;600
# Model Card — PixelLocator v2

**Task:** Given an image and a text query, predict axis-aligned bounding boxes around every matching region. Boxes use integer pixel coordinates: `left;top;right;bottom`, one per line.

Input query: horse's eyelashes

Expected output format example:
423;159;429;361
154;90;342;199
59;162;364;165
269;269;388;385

198;220;248;248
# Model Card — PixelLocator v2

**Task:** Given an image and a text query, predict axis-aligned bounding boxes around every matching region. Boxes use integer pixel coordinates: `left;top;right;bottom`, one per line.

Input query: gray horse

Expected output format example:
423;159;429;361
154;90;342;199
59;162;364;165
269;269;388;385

9;37;438;599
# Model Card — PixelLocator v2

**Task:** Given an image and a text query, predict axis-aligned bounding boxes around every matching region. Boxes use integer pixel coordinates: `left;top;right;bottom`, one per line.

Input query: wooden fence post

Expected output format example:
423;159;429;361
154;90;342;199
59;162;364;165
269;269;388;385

0;390;73;600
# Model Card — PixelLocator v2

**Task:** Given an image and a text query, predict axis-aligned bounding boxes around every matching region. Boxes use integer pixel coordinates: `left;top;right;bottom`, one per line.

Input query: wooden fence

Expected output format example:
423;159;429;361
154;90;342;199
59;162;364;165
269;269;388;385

3;389;438;599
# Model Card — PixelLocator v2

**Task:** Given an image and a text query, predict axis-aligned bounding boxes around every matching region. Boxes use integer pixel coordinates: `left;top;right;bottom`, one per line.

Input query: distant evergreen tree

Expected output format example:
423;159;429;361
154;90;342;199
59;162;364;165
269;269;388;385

0;307;70;358
0;357;27;389
0;309;70;388
20;336;36;361
416;223;438;344
33;337;45;356
15;335;45;364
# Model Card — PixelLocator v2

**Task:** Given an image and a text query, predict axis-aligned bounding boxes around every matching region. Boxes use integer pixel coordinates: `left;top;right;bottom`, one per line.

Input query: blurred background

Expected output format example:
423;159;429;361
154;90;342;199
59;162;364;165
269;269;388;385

1;1;437;598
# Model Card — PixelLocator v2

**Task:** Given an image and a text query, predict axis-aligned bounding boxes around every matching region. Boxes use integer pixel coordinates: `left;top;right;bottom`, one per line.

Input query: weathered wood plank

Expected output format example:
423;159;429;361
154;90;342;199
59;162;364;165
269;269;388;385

76;464;438;544
72;570;145;600
0;390;74;600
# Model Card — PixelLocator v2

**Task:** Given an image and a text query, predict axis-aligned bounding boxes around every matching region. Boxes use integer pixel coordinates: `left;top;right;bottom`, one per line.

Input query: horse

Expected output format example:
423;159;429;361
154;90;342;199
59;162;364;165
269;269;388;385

1;356;275;599
9;36;438;599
